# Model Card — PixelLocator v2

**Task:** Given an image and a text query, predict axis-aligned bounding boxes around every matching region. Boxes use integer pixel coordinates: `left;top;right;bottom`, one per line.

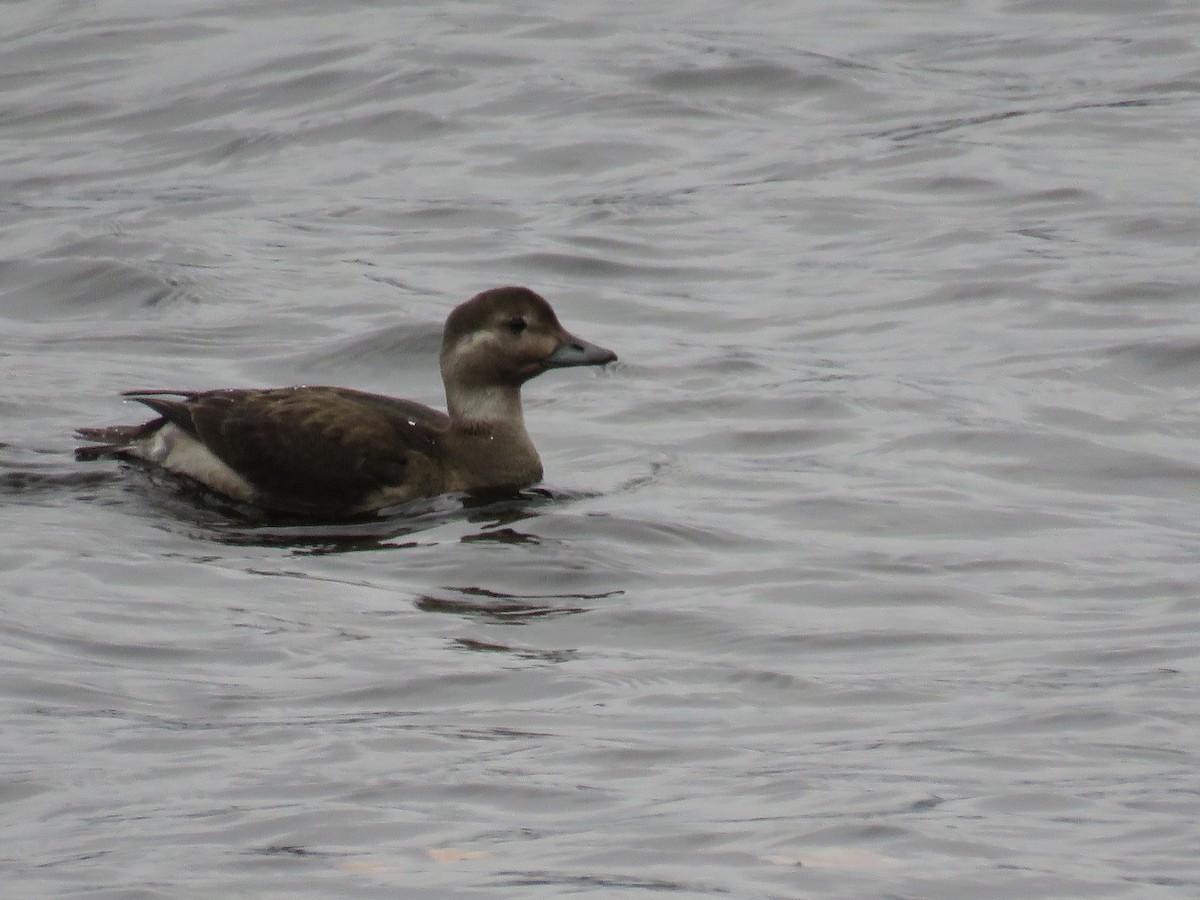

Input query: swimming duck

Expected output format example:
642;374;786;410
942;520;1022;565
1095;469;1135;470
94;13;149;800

75;286;617;517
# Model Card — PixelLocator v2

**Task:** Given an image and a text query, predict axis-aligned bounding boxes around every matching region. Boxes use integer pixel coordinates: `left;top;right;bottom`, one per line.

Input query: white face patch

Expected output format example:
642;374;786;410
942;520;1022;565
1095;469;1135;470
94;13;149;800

440;310;545;425
442;326;517;386
444;329;499;373
453;329;500;350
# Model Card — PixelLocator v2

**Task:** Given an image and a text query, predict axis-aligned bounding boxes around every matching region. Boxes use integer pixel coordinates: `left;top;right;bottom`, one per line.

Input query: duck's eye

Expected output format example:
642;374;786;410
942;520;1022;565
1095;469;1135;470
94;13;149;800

505;316;528;336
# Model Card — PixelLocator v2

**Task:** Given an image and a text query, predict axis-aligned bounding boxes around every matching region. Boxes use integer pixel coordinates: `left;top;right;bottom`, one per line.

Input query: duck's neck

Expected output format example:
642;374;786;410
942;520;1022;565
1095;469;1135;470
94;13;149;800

445;384;543;489
446;383;525;430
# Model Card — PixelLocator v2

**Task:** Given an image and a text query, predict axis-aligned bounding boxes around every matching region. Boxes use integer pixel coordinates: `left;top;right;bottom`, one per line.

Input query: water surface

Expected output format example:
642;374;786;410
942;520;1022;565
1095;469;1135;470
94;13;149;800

3;1;1200;896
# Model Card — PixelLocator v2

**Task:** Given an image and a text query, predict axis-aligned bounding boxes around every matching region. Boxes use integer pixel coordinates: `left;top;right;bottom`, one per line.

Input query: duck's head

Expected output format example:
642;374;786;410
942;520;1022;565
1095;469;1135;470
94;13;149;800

440;287;616;392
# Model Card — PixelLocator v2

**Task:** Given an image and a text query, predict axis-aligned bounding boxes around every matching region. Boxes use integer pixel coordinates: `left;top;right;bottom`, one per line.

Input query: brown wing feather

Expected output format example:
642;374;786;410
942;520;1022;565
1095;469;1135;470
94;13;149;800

126;386;448;509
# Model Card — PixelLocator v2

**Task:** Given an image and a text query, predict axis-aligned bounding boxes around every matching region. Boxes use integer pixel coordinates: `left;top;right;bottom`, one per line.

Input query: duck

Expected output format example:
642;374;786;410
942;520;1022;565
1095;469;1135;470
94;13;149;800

75;286;617;518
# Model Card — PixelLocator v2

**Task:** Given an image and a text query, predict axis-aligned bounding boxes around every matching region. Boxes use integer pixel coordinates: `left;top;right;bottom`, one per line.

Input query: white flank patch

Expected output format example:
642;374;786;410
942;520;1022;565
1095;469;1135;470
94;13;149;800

134;424;257;502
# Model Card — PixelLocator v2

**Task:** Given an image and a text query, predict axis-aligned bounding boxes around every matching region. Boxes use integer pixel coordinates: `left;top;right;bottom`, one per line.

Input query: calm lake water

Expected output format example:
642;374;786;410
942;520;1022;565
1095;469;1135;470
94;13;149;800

3;1;1200;896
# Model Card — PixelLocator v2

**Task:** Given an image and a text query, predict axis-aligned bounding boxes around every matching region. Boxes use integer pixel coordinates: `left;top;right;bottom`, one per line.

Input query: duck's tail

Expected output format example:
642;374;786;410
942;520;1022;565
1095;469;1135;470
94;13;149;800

74;421;161;461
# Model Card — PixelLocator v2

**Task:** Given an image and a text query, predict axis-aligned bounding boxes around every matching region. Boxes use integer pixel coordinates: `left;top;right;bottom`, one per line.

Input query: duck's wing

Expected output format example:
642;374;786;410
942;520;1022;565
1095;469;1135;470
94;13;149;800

125;386;450;513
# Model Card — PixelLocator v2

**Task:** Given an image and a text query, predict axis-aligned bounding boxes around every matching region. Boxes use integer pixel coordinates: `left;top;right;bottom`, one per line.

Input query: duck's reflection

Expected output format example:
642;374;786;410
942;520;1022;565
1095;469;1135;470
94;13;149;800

202;486;593;552
416;584;621;624
450;637;581;663
422;584;621;662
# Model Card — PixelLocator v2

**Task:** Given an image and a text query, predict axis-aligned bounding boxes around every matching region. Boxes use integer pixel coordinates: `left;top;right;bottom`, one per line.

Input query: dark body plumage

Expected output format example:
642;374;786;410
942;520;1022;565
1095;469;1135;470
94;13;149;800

75;287;616;518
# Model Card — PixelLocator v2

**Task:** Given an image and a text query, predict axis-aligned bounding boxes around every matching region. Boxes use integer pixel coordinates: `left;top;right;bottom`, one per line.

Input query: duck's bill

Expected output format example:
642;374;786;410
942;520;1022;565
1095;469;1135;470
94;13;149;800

544;334;618;368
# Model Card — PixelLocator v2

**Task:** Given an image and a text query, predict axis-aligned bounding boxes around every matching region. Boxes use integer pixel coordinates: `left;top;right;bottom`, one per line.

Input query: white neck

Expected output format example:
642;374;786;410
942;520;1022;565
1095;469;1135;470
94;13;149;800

443;384;543;488
446;383;526;429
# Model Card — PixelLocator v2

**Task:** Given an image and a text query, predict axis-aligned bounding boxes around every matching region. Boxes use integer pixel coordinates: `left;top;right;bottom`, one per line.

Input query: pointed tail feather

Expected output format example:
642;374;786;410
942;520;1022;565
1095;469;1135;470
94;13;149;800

73;420;163;461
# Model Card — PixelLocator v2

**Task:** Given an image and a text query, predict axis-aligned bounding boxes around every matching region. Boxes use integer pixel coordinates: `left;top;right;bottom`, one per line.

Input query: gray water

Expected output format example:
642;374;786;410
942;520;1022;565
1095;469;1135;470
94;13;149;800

3;1;1200;896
